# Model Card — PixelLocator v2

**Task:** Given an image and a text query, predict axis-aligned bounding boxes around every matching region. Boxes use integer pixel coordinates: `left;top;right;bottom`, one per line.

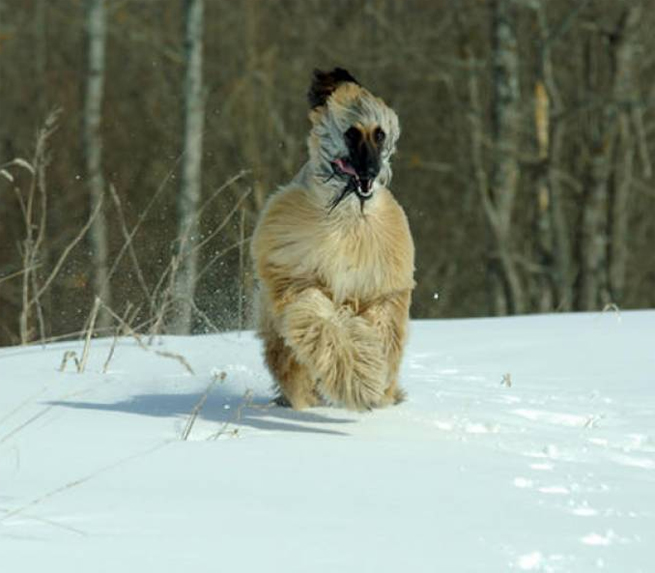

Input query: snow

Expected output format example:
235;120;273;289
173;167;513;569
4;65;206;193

1;311;654;572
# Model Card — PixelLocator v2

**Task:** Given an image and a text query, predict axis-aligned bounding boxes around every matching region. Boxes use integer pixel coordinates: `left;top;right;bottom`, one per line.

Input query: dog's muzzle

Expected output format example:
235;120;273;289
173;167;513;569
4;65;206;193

333;149;380;201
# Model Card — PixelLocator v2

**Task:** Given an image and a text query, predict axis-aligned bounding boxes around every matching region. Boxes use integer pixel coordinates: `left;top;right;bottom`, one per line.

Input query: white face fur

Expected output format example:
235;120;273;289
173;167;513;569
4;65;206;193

308;82;400;202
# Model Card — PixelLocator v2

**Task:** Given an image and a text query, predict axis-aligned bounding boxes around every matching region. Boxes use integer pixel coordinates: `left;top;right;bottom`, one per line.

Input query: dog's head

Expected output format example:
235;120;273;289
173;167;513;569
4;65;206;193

306;68;400;211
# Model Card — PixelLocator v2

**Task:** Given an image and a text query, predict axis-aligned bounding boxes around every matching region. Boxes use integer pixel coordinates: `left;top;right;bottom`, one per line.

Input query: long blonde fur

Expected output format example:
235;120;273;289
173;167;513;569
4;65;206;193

251;71;414;410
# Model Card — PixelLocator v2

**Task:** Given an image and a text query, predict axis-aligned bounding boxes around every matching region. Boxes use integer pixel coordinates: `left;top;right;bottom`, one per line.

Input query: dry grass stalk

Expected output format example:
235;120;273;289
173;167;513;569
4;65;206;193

189;299;221;333
0;265;40;287
16;170;105;345
237;206;246;331
57;299;193;375
192;185;252;253
601;302;622;323
30;266;47;343
104;157;183;291
20;315;153;348
0;388;89;446
210;388;254;441
0;507;87;537
181;371;226;440
31;195;104;307
0;441;168;525
102;302;136;373
14;113;60;344
0;387;47;427
59;350;81;372
100;301;195;374
195;235;252;285
78;297;101;373
107;184;153;309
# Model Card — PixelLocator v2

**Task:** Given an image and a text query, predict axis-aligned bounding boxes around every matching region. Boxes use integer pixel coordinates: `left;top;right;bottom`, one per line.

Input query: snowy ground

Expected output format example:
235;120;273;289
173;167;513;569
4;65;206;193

1;311;654;572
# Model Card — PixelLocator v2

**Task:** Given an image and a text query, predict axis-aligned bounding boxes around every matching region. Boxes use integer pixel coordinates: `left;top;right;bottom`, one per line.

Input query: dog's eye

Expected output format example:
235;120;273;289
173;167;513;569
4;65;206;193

374;127;386;144
344;127;361;144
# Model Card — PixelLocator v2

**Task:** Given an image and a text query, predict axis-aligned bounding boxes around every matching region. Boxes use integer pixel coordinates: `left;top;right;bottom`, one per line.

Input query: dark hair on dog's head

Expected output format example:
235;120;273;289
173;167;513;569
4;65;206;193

308;68;360;109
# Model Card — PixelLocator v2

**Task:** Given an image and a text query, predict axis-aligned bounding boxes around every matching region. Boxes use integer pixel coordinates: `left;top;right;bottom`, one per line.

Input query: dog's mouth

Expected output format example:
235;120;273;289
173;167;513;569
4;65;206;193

331;158;375;199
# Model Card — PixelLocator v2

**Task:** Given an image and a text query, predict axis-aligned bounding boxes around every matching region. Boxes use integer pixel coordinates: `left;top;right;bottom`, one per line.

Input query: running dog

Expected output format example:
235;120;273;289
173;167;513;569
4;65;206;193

251;68;414;410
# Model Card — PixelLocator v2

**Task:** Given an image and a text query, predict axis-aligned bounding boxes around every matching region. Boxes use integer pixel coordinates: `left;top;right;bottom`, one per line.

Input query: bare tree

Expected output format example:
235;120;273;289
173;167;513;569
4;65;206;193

577;4;644;310
171;0;205;334
530;2;582;312
244;0;265;212
83;0;111;328
486;0;524;315
607;4;647;306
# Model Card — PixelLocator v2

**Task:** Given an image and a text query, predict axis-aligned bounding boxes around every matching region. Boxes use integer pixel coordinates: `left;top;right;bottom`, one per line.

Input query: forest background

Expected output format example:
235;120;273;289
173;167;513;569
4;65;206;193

1;0;653;347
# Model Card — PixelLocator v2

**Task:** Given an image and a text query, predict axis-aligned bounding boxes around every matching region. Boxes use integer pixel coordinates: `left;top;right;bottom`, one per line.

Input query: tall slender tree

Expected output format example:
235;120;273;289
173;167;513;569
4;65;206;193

486;0;524;315
171;0;205;334
577;4;644;311
531;2;577;312
83;0;111;328
607;4;645;306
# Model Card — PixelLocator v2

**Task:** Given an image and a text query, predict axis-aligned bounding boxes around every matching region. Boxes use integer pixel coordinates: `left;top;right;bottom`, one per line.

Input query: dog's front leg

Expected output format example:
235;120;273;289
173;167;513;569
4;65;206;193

280;288;388;410
359;289;412;405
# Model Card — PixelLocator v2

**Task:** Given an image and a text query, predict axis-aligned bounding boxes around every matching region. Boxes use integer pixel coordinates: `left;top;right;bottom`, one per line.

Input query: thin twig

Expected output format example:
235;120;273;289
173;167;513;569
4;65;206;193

104;155;184;288
14;316;153;348
197;169;249;220
195;236;252;284
59;350;81;373
0;441;169;523
0;389;89;446
102;302;134;373
30;267;47;345
0;265;41;286
0;387;47;428
193;186;252;253
238;207;246;331
78;297;101;373
189;299;221;333
31;194;104;305
210;389;254;441
108;183;153;308
181;371;226;441
0;507;87;536
16;110;60;344
100;302;195;375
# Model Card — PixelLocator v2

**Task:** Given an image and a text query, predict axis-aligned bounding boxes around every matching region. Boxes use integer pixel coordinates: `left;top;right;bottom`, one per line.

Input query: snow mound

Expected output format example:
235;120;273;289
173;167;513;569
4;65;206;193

1;311;654;572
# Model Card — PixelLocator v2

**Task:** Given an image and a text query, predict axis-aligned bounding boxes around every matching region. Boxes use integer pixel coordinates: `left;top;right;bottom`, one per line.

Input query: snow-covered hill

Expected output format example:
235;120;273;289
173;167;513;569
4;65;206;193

1;312;654;572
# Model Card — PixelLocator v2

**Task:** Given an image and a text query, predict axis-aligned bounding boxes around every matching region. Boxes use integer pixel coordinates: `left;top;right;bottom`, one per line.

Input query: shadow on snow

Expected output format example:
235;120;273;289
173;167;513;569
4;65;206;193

47;387;356;437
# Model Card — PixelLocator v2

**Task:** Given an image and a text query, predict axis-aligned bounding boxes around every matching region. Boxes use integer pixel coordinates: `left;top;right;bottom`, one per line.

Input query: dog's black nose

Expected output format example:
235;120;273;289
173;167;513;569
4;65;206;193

354;159;379;182
365;165;379;180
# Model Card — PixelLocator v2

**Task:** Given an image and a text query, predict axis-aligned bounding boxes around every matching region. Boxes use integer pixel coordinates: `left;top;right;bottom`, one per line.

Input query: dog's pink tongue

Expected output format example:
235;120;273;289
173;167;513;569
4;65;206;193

335;158;358;177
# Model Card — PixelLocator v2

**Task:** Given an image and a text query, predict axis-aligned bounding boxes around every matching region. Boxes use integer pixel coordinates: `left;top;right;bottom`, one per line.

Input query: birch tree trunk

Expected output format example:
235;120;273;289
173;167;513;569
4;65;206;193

578;148;610;310
487;0;524;315
244;0;265;212
577;6;642;311
576;25;608;311
532;4;573;312
171;0;205;334
83;0;111;328
608;5;643;306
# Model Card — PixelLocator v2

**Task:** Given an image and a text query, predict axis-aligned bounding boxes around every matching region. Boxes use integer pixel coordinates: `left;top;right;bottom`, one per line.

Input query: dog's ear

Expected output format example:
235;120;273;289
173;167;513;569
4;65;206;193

308;68;359;109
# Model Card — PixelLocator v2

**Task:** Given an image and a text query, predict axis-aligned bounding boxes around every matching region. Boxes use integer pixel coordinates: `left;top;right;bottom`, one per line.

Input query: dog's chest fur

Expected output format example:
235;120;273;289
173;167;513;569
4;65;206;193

317;211;392;303
257;184;414;306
